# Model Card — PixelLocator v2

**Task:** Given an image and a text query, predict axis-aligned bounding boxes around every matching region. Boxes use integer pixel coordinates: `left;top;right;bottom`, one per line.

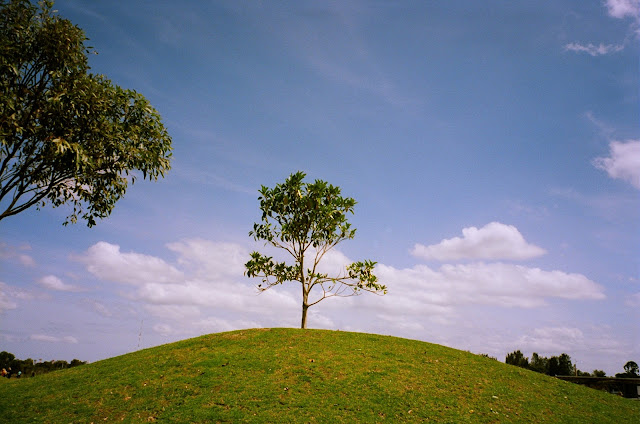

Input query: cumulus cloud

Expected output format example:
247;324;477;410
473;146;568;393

76;237;605;338
30;334;78;344
152;316;262;337
593;140;640;189
79;239;299;329
515;327;585;354
166;239;248;279
606;0;640;19
411;222;546;261
376;262;604;310
514;326;628;358
81;242;184;285
37;275;80;292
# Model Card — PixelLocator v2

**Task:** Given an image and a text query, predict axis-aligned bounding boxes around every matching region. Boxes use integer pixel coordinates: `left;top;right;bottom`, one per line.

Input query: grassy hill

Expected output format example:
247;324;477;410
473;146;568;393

0;328;638;423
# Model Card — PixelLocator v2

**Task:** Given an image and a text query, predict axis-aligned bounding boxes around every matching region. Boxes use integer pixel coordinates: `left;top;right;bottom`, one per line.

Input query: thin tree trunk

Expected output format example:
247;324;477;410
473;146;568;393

301;303;308;329
301;284;309;329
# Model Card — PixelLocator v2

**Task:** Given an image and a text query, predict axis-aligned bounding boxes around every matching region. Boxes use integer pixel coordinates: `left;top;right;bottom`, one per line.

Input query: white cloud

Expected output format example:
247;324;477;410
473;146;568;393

593;140;640;189
0;281;35;313
564;42;624;56
79;240;299;329
134;279;298;316
0;282;18;313
191;316;262;334
0;243;36;267
81;241;184;285
166;239;248;279
19;254;35;266
515;327;584;353
606;0;640;19
514;326;628;359
145;304;202;321
30;334;78;344
152;316;262;337
376;262;604;310
37;275;80;292
74;238;605;344
565;0;639;56
309;248;353;277
411;222;546;261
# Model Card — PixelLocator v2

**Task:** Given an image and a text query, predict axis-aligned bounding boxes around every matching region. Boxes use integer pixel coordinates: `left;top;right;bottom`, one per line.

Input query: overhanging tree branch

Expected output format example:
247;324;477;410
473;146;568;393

0;0;172;226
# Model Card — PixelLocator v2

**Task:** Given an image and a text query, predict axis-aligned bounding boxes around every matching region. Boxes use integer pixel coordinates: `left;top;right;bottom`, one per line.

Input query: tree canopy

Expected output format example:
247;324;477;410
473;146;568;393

616;360;640;378
245;171;386;328
506;350;575;376
0;0;172;226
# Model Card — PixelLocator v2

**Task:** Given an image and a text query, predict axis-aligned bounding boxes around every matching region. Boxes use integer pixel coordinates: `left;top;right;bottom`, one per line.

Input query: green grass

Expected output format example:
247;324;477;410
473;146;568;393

0;328;638;423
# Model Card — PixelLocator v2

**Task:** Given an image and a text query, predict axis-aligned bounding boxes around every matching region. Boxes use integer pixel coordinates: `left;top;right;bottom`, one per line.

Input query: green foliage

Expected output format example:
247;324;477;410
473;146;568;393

0;351;86;377
623;361;639;376
510;351;576;376
0;350;15;369
245;171;386;328
592;369;607;377
555;353;574;376
529;352;548;374
0;329;638;423
616;360;639;378
505;350;529;369
0;0;172;226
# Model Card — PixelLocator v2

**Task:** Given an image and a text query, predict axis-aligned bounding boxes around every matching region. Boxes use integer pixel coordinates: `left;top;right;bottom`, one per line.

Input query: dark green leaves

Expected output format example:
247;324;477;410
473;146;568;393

244;252;300;290
0;0;172;226
245;172;386;327
347;260;387;294
250;171;356;249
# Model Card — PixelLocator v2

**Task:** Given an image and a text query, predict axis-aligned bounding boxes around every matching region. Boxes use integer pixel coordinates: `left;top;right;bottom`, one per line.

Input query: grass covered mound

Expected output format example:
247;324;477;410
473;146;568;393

0;328;638;423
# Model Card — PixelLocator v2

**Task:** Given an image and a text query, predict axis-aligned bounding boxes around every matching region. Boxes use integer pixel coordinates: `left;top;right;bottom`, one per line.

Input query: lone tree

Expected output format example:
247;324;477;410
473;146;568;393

0;0;172;226
616;360;639;378
245;171;386;328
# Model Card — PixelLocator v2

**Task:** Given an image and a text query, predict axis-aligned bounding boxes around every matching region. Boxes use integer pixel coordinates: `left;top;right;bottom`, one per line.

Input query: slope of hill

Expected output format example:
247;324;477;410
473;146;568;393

0;328;638;423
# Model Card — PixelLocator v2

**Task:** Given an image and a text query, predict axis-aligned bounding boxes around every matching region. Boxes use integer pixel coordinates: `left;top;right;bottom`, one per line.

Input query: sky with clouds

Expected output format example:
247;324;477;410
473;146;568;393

1;0;638;375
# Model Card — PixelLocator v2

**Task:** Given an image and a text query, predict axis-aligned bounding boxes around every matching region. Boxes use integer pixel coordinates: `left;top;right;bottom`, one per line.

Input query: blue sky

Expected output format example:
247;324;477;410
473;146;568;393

1;0;638;375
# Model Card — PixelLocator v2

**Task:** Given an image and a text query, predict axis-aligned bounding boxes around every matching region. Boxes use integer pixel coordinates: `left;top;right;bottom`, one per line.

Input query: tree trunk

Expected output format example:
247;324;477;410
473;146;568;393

301;303;308;329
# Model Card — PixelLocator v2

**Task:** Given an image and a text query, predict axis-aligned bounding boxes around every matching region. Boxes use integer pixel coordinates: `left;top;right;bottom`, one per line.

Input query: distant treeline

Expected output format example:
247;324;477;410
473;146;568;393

1;351;87;378
502;350;639;379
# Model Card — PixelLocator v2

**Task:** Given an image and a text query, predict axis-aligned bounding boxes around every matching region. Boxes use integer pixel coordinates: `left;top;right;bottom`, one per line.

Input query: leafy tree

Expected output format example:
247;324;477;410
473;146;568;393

505;350;529;369
245;171;387;328
623;360;639;377
0;0;172;226
70;358;86;367
592;369;606;377
555;353;574;376
547;356;561;376
616;360;639;378
0;350;15;369
529;352;548;374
